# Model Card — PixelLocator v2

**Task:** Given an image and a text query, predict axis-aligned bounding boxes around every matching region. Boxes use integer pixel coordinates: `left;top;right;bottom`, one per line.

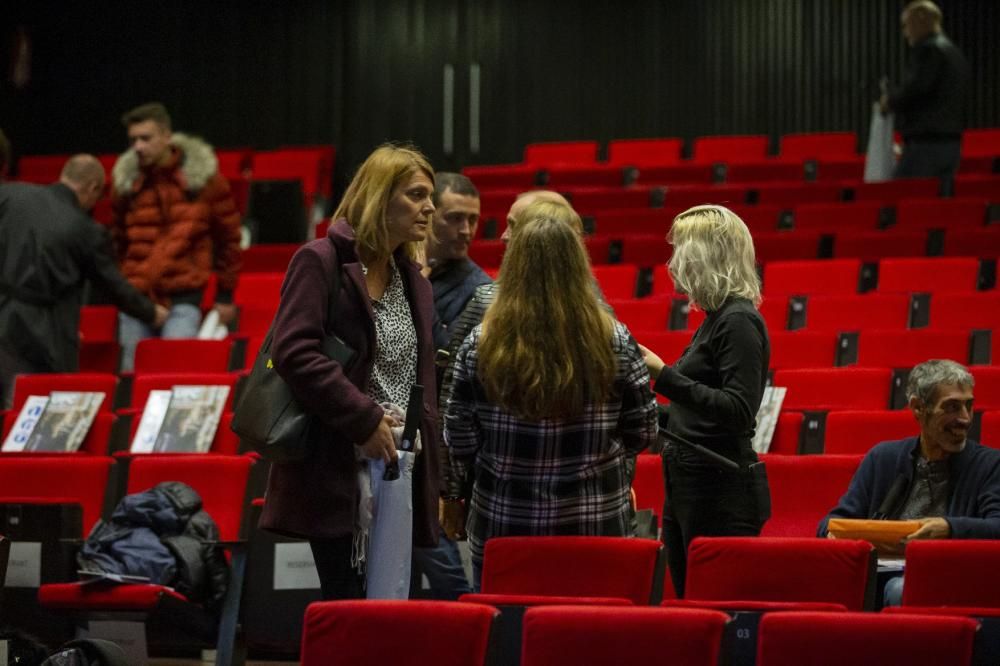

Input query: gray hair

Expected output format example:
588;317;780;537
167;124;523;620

906;359;974;405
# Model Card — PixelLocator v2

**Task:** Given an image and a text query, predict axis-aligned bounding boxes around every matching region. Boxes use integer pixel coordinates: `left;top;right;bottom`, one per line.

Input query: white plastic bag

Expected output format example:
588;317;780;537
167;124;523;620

864;102;895;183
364;451;415;599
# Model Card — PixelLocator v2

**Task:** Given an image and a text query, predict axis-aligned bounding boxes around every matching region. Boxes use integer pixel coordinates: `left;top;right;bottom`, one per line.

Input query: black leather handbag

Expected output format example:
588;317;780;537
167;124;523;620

231;240;355;462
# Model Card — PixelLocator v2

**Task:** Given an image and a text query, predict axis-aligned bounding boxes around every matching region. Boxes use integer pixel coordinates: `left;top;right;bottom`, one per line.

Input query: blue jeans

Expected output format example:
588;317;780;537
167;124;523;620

410;532;472;600
118;303;202;372
883;574;905;607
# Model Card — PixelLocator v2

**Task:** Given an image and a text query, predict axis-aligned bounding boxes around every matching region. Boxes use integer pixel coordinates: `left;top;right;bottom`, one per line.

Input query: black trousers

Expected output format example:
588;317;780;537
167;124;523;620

894;138;961;184
661;450;765;598
309;535;364;600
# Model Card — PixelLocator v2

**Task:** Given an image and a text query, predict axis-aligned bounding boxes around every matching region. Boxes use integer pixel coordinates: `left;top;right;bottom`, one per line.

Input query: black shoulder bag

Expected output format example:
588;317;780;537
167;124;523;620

231;240;356;462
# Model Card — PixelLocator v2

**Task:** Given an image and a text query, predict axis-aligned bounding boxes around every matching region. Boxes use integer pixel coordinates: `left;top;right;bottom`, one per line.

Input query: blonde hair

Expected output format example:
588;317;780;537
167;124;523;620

333;143;434;264
478;201;616;420
668;204;761;311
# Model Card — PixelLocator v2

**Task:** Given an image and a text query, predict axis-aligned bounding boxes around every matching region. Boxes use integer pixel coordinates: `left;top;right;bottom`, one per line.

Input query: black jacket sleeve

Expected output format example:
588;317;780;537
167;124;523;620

80;223;156;323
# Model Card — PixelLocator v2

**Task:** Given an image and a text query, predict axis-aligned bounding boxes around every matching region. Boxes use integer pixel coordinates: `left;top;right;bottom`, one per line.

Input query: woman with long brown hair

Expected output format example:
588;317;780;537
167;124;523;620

444;200;657;589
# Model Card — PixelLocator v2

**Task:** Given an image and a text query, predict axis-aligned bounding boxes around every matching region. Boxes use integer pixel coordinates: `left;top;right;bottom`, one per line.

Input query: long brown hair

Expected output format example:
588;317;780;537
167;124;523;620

477;201;616;420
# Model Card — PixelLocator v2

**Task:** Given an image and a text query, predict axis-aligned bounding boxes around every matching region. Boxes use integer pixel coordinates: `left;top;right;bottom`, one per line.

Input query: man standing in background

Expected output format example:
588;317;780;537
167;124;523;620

112;102;242;370
880;1;969;183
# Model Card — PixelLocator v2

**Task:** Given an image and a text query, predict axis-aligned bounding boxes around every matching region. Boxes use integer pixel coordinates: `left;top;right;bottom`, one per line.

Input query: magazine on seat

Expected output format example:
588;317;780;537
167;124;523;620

1;392;105;453
130;385;230;454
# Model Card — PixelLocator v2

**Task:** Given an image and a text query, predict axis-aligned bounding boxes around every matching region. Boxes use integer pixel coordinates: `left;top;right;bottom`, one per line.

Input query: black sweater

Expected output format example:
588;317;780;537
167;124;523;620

888;32;969;141
654;298;769;467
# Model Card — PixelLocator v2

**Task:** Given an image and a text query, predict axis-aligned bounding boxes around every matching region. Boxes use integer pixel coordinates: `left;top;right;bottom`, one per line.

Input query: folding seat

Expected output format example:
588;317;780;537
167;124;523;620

632;454;666;529
972;367;1000;411
759;454;863;536
823;410;918;455
754;232;822;264
725;162;804;184
833;230;928;261
609;298;671;332
726;204;784;234
812;157;865;182
620;234;670;267
39;454;255;665
13;154;72;184
665;537;875;665
566;186;659;215
753;182;844;205
252;151;322;199
953;174;1000;202
633;163;716;186
779;132;858;161
756;611;977;666
942;228;1000;258
545;164;631;188
961;128;1000;157
877;257;980;294
981;411;1000;446
635;331;692;366
132;338;235;374
214;149;252;181
462;164;540;191
799;293;911;332
791;201;884;233
268;145;336;198
894;197;988;231
301;600;498;666
773;367;892;411
959;155;996;174
763;259;861;298
234;302;278;336
607;138;684;166
769;330;838;369
662;184;749;209
478;188;522;216
523;140;599;166
651;264;677;297
928;292;1000;331
521;605;729;666
0;456;115;643
460;536;664;665
79;306;119;343
590;209;672;238
584;236;612;264
592;264;638;299
854;329;969;368
240;243;301;273
758;296;789;332
767;412;805;455
468;239;505;270
692;135;769;164
852;178;942;203
233;272;285;308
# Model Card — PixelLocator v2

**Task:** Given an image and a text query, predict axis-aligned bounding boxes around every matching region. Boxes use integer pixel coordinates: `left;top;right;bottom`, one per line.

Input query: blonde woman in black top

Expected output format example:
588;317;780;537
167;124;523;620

638;204;771;597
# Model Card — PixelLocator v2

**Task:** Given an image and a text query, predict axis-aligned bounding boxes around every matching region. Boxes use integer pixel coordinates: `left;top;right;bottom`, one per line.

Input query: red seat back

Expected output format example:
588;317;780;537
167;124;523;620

877;257;980;294
607;138;684;166
0;456;113;533
132;339;233;374
774;367;892;411
686;537;874;610
903;539;1000;608
760;455;863;537
763;259;860;297
10;373;117;414
823;411;918;454
692;135;769;163
481;536;662;605
779;132;857;161
301;600;497;666
523;141;599;167
855;329;969;368
801;294;911;332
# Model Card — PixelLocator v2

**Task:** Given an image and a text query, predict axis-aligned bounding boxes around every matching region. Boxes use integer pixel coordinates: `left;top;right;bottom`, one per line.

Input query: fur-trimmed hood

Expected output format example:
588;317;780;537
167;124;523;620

112;132;219;197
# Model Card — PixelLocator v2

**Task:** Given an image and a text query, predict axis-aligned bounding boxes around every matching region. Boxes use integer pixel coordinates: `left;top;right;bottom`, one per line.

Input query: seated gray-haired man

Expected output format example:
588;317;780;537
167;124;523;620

818;359;1000;605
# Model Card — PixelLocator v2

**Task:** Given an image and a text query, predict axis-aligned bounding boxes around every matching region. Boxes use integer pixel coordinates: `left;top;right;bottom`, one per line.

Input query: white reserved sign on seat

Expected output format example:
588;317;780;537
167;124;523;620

273;542;321;590
4;541;41;588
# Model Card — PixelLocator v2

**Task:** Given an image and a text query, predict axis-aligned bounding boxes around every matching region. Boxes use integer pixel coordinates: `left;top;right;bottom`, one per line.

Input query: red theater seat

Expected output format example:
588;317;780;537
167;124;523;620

620;234;671;267
902;540;1000;609
928;292;1000;331
632;454;666;528
953;174;1000;202
302;600;498;666
592;264;638;299
610;298;671;331
607;138;684;166
791;201;884;233
754;232;822;263
779;132;858;161
662;184;749;209
760;455;863;537
757;611;977;666
823;411;917;455
467;240;505;270
981;411;1000;446
941;228;1000;259
763;259;861;298
234;272;285;307
800;293;911;332
79;306;119;343
768;412;804;455
852;178;941;203
240;243;301;273
524;141;599;166
567;186;658;214
725;162;804;184
754;182;844;205
132;338;234;374
521;606;729;666
876;257;980;294
894;197;988;231
637;331;692;365
0;456;114;535
462;164;539;190
854;329;969;368
769;331;839;369
774;367;892;411
971;367;1000;411
833;231;928;261
692;135;769;164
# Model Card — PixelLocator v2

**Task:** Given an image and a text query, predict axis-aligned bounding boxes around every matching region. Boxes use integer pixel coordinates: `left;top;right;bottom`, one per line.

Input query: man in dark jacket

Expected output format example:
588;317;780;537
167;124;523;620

0;155;167;406
411;172;491;599
879;1;969;182
819;359;1000;604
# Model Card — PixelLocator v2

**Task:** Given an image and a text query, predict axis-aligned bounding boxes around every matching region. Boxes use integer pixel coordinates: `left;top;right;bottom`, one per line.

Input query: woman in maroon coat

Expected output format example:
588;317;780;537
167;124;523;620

259;144;441;599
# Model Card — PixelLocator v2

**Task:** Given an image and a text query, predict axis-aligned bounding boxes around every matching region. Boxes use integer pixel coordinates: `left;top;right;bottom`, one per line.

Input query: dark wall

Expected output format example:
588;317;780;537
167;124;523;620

2;0;997;189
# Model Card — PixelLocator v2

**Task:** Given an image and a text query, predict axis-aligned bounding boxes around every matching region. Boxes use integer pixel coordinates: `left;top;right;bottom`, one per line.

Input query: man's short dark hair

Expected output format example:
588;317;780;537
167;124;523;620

121;102;172;131
0;127;10;177
433;172;479;206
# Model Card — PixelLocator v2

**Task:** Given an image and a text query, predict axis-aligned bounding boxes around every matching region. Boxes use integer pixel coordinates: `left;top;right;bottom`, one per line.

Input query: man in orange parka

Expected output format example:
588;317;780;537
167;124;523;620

111;102;242;371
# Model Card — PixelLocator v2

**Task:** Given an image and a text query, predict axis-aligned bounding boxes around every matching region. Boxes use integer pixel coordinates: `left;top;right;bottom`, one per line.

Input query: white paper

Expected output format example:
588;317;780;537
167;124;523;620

752;386;787;454
4;541;42;588
130;390;172;453
153;385;230;453
1;396;49;452
272;542;322;590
